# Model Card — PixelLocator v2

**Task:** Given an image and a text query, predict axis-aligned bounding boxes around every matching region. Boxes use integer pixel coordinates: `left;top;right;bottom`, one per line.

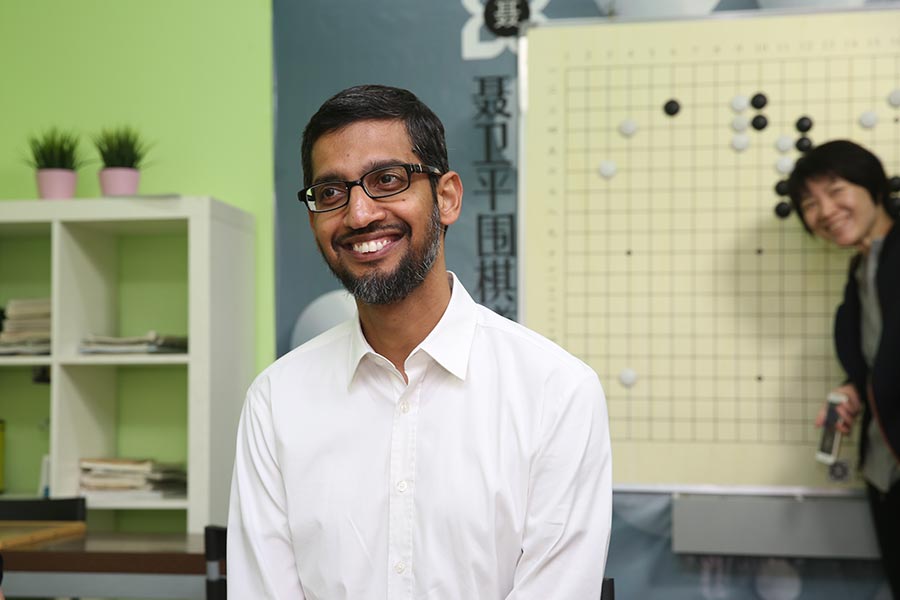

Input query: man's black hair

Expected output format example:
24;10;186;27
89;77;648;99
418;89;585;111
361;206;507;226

787;140;889;233
301;84;449;188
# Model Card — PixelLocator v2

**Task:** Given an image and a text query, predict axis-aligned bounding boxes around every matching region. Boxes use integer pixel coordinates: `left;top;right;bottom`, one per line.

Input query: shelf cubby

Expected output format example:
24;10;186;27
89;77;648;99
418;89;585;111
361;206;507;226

0;197;254;532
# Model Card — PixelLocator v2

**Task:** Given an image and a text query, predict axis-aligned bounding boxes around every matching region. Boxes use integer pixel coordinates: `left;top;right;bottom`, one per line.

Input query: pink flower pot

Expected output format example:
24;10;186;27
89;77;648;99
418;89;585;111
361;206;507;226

99;167;140;196
36;169;77;199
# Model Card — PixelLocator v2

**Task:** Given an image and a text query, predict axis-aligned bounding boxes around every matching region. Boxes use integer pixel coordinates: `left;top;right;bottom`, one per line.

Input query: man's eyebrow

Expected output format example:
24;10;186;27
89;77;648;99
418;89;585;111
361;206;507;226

312;158;410;186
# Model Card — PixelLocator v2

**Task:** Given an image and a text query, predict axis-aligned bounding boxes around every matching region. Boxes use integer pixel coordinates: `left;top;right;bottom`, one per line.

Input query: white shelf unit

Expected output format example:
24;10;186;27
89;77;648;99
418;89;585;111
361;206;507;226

0;197;255;532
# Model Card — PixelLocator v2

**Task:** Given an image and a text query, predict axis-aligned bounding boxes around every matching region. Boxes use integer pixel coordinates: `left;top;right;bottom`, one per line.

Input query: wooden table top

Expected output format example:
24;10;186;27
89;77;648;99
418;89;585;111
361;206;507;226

0;521;87;550
2;528;207;574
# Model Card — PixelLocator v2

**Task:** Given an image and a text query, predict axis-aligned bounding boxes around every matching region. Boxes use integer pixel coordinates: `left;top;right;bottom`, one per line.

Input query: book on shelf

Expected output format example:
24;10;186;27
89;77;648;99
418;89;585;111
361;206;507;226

4;297;51;319
79;457;187;499
82;331;185;346
1;298;52;356
80;467;186;483
80;479;187;493
79;469;185;487
78;331;188;354
0;341;50;355
1;317;51;332
80;474;156;490
0;330;50;344
78;343;186;354
79;457;184;474
81;487;187;502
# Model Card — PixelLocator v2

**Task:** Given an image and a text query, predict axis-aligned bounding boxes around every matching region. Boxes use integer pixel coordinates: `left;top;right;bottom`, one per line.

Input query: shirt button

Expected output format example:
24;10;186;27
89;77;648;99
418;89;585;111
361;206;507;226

394;561;406;574
396;480;408;493
399;401;410;414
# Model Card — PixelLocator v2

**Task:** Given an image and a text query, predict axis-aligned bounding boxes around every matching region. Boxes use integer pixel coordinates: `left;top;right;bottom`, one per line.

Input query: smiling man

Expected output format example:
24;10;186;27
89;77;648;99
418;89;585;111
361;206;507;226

788;139;899;598
227;85;612;599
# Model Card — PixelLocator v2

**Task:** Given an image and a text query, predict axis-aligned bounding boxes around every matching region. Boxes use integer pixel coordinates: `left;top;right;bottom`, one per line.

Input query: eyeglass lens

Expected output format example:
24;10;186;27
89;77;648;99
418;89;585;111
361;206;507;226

308;165;411;211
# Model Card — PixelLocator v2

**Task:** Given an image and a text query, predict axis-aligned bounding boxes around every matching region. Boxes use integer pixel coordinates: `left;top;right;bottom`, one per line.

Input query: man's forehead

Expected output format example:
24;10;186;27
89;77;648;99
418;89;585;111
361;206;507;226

316;119;410;149
311;119;413;174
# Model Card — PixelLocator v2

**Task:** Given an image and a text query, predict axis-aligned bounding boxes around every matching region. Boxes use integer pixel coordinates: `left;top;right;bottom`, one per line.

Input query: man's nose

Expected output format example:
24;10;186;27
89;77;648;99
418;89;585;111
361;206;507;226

344;184;385;229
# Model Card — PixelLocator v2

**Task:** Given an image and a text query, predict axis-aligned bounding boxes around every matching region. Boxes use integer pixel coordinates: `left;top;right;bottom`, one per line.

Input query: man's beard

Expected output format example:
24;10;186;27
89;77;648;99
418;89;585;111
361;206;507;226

319;201;442;305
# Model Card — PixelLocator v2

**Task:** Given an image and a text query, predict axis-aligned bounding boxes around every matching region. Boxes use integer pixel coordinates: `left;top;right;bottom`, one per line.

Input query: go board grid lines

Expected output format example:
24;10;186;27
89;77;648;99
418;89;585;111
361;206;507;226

523;11;900;486
555;54;897;448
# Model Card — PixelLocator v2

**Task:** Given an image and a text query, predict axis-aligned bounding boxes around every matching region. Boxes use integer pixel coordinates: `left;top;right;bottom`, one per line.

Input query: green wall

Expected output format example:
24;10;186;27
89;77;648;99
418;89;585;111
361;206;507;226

0;235;51;494
0;0;275;372
0;368;50;494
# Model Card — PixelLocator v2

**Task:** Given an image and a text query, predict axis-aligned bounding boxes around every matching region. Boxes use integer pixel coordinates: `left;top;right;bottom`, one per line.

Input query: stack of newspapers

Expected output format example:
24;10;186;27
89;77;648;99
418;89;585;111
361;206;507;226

79;457;187;500
78;331;188;354
0;297;51;355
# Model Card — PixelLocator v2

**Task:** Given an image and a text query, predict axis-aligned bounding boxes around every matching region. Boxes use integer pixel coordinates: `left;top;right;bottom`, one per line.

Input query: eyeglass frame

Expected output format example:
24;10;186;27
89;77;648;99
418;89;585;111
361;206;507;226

298;163;443;213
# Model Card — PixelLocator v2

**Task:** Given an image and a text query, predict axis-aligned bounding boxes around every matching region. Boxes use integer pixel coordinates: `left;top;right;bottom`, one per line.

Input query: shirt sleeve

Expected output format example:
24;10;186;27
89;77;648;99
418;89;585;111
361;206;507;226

227;375;307;599
507;370;613;600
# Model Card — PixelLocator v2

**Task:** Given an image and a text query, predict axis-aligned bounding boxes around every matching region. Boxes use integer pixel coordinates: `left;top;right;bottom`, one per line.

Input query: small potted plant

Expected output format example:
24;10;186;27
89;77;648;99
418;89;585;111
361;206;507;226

27;128;83;199
93;126;150;196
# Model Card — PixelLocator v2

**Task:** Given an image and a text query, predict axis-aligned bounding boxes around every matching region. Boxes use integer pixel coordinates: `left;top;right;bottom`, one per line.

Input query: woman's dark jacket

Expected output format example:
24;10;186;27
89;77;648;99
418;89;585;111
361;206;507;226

834;223;900;463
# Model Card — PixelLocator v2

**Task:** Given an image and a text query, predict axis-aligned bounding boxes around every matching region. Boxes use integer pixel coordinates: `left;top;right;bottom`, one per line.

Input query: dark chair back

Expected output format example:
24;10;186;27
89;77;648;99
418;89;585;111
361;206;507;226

601;577;615;600
0;497;86;521
205;525;227;600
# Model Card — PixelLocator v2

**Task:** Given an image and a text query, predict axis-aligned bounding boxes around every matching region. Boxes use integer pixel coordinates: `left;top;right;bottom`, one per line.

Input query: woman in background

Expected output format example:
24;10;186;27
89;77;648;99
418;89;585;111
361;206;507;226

788;140;898;598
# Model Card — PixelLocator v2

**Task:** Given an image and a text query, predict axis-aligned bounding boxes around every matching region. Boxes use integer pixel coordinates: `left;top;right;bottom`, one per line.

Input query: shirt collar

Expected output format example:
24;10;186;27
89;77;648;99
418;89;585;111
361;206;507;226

346;271;478;384
417;271;477;380
347;315;371;383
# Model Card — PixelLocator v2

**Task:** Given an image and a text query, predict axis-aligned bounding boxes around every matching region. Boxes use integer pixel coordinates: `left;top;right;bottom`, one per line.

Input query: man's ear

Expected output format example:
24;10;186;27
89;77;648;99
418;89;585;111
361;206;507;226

436;171;463;227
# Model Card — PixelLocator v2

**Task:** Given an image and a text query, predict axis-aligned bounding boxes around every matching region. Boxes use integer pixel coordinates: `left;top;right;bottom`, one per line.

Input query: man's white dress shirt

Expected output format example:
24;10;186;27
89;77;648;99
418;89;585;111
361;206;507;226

228;274;612;599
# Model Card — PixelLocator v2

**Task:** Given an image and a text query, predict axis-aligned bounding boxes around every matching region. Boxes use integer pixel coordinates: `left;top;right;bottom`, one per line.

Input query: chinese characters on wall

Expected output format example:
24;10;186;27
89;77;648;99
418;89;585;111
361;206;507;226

472;75;517;318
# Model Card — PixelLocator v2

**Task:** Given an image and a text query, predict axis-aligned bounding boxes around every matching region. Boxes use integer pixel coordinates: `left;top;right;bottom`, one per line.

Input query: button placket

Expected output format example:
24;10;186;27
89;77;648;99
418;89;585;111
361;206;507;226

386;364;422;598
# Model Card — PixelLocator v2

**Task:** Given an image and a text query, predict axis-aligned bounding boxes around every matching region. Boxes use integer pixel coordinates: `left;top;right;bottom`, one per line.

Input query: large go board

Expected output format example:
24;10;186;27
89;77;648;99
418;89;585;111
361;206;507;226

521;9;900;488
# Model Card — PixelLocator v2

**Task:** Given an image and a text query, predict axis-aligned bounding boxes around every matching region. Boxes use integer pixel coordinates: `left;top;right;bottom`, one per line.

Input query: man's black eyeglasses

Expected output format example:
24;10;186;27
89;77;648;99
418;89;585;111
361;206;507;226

298;163;443;213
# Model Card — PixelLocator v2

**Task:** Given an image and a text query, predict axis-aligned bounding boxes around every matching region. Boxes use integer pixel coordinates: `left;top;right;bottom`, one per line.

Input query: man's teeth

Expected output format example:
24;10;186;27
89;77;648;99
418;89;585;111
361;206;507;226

353;239;388;254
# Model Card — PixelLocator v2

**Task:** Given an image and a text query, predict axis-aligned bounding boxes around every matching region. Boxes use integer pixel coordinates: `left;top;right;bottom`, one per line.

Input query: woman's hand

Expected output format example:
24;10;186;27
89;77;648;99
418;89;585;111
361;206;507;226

814;384;861;435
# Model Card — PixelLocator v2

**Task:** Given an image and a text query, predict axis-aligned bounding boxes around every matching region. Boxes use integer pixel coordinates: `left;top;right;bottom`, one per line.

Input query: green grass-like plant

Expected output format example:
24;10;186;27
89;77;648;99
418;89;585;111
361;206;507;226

27;128;83;170
94;126;150;169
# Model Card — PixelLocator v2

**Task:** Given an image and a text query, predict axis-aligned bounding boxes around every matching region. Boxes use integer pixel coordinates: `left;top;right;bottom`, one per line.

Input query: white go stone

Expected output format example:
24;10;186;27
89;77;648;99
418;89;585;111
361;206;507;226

775;135;793;153
619;368;638;388
731;115;749;132
859;110;878;129
731;134;750;152
598;160;617;179
618;118;638;137
888;88;900;108
776;156;795;175
731;94;749;113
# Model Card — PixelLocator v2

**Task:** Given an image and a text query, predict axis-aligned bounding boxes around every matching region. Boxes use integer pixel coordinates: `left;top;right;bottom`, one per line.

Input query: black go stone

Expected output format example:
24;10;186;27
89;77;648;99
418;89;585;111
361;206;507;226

796;116;813;132
664;99;680;116
751;115;768;130
751;93;767;109
775;180;789;196
890;175;900;192
775;201;792;218
796;136;812;152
